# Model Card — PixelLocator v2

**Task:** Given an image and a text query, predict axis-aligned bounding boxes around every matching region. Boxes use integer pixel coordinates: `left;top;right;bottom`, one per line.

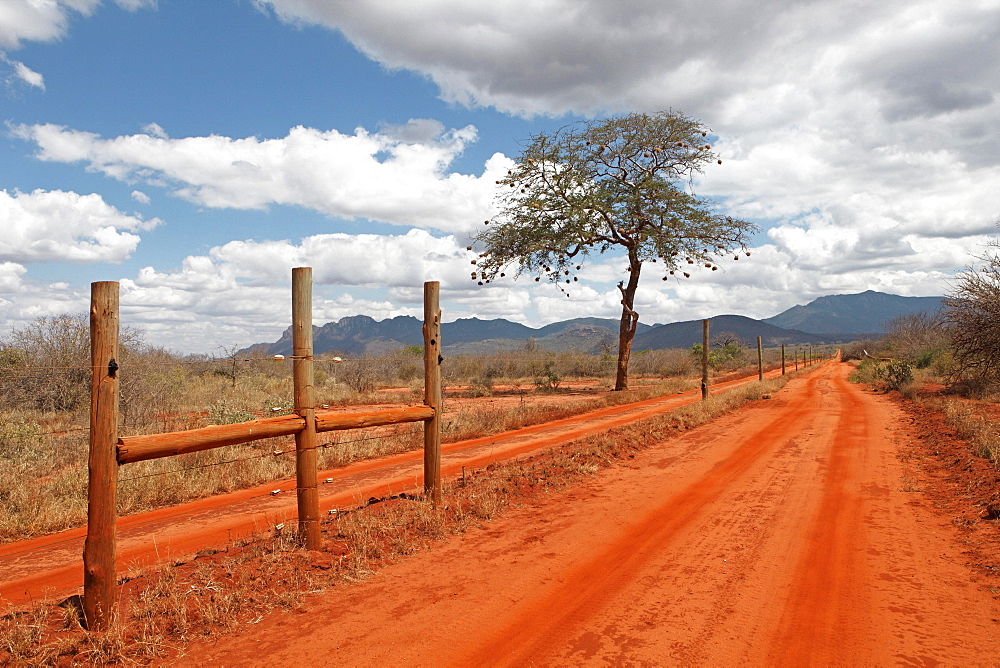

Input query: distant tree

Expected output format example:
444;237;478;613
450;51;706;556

472;110;757;390
944;248;1000;384
711;331;746;348
0;313;163;417
883;312;948;369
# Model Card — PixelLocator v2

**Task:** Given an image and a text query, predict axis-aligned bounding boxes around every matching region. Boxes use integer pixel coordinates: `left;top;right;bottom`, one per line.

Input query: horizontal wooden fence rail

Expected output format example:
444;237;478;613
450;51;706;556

83;270;442;631
117;404;435;465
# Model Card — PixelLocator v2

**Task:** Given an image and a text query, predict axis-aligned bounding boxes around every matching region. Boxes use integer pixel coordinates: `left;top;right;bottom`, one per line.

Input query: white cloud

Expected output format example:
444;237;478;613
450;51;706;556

97;229;479;350
0;188;159;263
0;262;26;293
208;228;476;288
113;0;156;11
0;0;154;50
252;1;999;123
8;58;43;89
130;189;150;204
16;122;509;234
249;0;999;297
0;277;88;330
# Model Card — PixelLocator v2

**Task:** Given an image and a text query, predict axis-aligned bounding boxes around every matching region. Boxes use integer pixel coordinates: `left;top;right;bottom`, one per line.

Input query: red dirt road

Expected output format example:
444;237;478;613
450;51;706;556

182;362;1000;666
0;370;775;609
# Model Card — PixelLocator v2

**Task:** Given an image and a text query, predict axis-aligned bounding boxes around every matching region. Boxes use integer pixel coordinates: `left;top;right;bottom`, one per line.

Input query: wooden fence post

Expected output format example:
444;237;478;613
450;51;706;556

84;281;119;630
292;268;320;549
701;319;710;400
781;344;786;375
757;336;763;381
423;281;442;504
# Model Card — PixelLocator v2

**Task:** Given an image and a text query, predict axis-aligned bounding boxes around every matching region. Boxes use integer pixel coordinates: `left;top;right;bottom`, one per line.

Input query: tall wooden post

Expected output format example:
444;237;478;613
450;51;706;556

701;319;710;400
781;344;786;375
795;350;799;371
292;268;320;549
423;282;442;504
757;336;763;381
84;281;119;630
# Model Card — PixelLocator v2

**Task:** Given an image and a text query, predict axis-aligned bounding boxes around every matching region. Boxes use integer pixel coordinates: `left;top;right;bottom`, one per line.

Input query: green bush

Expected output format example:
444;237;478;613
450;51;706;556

848;358;913;391
883;360;914;390
533;361;561;391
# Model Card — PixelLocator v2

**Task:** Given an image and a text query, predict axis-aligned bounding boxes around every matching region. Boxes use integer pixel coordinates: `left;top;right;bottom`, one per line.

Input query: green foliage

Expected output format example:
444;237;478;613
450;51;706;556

471;110;757;391
261;396;294;415
209;401;256;425
690;342;745;371
473;111;756;286
883;360;914;390
533;361;561;392
848;358;913;391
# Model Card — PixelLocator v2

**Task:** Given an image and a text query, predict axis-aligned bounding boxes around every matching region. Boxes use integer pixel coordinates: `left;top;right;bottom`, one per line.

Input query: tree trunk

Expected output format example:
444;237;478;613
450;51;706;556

615;255;642;391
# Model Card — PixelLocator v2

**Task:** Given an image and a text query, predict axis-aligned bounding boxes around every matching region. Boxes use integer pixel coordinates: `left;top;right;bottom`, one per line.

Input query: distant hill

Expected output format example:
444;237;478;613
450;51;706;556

633;315;826;350
444;322;624;356
264;315;652;356
763;290;943;336
252;290;944;356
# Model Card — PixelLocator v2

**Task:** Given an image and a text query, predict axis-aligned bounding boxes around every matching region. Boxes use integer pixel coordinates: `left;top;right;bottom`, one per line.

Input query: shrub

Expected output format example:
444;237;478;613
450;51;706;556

848;358;913;391
883;360;914;390
944;250;1000;386
533;361;561;391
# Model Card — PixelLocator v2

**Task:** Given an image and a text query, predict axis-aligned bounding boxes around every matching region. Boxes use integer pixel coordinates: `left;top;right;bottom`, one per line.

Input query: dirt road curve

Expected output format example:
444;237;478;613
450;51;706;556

0;370;773;608
182;362;1000;666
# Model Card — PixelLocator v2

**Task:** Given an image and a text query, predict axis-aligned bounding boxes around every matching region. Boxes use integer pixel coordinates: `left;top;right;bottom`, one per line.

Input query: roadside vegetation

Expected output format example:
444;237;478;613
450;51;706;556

843;247;1000;470
0;315;806;543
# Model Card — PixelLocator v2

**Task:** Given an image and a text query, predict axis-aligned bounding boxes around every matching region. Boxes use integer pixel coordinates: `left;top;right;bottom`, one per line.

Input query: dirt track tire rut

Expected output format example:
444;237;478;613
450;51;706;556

181;362;1000;666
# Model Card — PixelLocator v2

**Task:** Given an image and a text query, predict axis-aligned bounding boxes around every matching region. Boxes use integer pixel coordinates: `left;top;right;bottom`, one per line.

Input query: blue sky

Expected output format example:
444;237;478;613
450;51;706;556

1;0;998;353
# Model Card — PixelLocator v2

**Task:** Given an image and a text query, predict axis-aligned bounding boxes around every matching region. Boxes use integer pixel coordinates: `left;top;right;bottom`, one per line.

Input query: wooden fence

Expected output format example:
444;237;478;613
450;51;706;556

699;318;818;397
82;268;442;630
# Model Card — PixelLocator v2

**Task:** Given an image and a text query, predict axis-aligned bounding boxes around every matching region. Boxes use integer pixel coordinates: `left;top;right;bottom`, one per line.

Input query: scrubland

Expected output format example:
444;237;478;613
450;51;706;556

0;324;798;544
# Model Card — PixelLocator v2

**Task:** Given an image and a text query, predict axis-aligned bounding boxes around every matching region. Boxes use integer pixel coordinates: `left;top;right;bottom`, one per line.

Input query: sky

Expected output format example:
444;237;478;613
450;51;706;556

1;0;998;354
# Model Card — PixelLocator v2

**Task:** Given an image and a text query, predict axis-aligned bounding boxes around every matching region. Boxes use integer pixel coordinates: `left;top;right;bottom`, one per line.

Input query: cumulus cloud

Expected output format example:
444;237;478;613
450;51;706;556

96;229;478;349
250;0;1000;292
5;57;44;89
0;262;26;293
0;0;155;50
0;189;159;264
208;228;475;288
15;122;508;234
251;2;998;124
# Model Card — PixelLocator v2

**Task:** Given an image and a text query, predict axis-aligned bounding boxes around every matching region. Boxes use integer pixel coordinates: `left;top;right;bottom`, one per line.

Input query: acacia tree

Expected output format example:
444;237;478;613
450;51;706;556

471;111;758;390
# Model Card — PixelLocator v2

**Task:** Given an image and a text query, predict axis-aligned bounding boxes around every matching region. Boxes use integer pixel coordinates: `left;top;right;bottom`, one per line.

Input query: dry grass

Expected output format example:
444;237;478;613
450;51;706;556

913;395;1000;464
0;371;791;665
0;370;696;543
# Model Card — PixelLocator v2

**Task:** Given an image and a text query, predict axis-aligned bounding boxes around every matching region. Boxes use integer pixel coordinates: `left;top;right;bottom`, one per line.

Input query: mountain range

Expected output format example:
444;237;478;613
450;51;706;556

255;290;943;357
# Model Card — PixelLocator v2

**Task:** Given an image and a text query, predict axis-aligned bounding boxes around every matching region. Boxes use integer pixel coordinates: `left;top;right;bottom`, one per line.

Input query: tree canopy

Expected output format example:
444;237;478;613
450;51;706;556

472;110;758;390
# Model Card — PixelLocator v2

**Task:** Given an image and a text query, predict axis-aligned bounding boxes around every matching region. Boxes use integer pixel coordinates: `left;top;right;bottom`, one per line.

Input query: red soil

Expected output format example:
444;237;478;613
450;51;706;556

178;362;1000;665
0;370;773;609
